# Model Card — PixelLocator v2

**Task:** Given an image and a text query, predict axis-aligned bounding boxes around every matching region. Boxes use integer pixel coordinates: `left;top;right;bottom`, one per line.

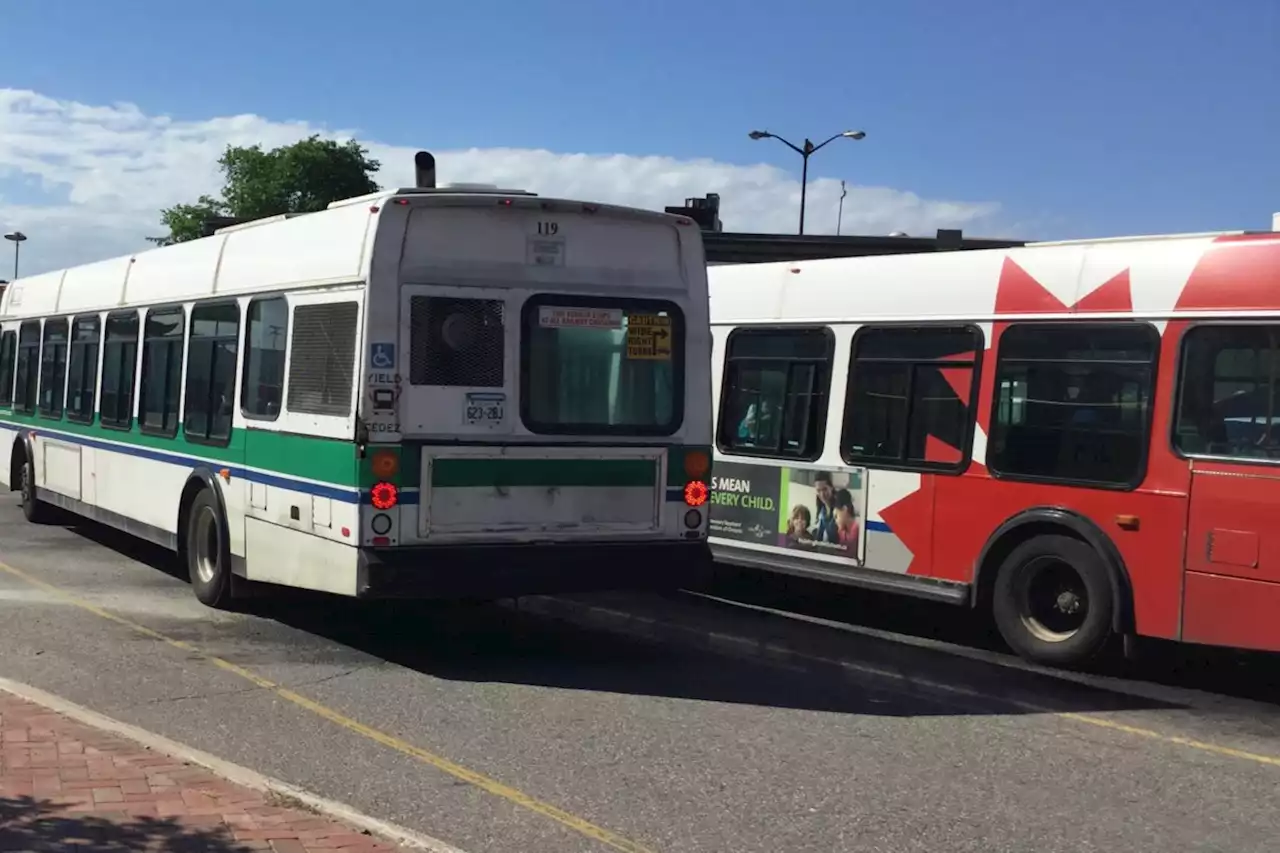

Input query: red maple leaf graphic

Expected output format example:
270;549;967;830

878;256;1134;575
1176;233;1280;311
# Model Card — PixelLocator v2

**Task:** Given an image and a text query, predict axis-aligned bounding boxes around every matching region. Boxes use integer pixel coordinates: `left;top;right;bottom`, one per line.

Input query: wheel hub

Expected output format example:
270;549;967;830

1017;556;1089;644
192;506;220;585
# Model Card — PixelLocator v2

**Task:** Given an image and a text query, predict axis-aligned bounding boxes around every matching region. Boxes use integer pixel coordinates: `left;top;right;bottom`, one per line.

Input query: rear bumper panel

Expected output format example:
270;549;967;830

356;539;711;599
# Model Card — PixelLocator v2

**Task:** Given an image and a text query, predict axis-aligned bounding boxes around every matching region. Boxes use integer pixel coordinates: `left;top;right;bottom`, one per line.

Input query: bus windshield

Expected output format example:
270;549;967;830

521;298;683;435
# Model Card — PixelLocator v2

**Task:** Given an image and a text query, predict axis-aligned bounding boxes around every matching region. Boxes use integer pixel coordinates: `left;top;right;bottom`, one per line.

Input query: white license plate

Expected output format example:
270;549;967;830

464;393;506;427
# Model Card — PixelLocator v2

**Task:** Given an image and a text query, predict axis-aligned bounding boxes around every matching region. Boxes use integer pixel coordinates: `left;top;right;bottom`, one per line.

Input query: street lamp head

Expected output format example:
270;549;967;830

748;130;771;140
841;130;867;140
3;231;27;243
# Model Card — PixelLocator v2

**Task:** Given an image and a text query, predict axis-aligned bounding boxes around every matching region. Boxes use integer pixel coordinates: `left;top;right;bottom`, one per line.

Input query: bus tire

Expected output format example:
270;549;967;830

19;455;53;524
991;534;1114;668
185;488;233;609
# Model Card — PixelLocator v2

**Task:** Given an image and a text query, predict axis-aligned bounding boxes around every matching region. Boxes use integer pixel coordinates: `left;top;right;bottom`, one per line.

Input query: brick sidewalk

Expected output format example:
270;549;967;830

0;692;405;852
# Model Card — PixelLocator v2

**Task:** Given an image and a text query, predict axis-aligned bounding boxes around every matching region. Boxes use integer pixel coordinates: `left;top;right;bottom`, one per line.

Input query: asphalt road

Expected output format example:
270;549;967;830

0;496;1278;853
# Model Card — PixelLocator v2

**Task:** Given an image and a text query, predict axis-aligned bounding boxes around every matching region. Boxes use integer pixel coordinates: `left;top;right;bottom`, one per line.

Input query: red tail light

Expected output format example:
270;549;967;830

371;482;399;510
684;481;708;507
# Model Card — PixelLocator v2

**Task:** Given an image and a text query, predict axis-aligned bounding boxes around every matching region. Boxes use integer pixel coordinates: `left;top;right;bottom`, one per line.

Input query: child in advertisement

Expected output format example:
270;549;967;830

781;469;865;565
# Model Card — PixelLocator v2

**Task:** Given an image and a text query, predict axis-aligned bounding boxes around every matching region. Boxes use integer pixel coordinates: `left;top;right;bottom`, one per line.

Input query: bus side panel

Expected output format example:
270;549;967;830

94;443;189;536
928;473;1186;641
244;516;359;595
1182;573;1280;652
1181;460;1280;652
0;423;17;488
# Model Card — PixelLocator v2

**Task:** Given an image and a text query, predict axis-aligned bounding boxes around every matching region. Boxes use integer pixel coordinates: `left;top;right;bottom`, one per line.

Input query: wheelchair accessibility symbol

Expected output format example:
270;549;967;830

369;342;396;370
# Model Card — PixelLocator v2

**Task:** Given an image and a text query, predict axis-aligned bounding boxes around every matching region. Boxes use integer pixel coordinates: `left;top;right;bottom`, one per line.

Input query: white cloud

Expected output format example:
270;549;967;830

0;88;1006;277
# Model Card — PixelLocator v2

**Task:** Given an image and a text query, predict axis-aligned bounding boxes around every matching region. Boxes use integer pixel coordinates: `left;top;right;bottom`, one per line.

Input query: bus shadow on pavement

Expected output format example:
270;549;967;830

63;517;1234;719
254;594;1185;720
0;795;254;853
699;563;1280;707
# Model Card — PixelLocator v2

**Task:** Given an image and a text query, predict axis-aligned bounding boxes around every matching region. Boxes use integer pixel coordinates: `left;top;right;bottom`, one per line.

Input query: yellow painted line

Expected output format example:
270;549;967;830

0;560;656;853
803;647;1280;769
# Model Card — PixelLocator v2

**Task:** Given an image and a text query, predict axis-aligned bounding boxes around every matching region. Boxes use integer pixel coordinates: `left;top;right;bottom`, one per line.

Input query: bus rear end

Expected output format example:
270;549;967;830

355;187;712;599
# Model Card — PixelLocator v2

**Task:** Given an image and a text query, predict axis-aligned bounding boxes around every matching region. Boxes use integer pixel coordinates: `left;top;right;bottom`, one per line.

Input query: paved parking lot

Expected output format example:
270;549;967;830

0;496;1277;853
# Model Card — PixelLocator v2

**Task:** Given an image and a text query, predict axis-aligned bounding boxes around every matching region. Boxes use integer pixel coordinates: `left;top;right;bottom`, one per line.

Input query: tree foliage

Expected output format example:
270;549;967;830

149;136;381;245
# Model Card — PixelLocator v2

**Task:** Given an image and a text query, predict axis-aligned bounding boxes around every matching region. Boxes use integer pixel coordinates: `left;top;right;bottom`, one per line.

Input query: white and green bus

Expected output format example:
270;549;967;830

0;153;714;607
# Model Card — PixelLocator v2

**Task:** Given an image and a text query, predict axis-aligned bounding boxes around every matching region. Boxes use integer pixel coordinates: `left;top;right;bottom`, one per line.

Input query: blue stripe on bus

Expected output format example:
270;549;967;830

11;425;704;508
866;520;891;533
8;424;361;504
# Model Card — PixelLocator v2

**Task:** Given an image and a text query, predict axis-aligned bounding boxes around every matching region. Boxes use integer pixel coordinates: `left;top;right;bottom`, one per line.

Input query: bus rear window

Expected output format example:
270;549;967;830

521;298;683;435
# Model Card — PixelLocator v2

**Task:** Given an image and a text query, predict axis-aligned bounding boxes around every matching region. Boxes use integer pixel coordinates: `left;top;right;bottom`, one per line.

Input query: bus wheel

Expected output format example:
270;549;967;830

186;489;233;609
19;457;52;524
991;534;1114;668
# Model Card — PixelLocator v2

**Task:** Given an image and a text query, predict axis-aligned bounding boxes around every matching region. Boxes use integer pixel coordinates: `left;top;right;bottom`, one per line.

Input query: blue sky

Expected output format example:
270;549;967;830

0;0;1277;274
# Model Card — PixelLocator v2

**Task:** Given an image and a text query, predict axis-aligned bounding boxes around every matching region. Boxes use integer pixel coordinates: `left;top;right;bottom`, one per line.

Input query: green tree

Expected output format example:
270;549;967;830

149;136;381;245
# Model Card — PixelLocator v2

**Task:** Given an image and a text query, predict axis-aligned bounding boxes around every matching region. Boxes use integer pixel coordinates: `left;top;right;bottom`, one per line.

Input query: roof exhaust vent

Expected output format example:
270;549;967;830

414;151;437;189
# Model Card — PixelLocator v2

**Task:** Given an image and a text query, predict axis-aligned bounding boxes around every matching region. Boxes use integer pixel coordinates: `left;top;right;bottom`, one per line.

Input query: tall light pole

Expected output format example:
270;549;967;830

748;129;865;235
3;231;27;280
837;180;848;236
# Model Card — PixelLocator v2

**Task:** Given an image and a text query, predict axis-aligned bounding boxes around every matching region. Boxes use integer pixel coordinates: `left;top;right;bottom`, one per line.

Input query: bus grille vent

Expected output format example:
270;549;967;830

409;296;505;387
287;301;359;416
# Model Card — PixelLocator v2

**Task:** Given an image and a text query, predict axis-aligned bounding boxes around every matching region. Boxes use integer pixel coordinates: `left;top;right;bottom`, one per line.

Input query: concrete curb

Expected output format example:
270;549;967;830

0;676;469;853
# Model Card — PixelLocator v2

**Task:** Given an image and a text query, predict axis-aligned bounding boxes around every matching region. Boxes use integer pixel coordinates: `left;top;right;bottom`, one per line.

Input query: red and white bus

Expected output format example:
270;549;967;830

707;227;1280;667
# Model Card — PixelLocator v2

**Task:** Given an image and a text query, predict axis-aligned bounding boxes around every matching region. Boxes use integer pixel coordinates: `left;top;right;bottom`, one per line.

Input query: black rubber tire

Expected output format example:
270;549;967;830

991;534;1115;668
19;457;52;524
185;488;234;609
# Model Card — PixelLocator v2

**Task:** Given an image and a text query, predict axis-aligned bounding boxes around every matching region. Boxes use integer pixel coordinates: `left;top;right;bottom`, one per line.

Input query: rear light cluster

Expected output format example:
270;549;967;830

683;481;708;506
371;482;398;510
369;449;400;511
367;448;401;545
681;449;710;529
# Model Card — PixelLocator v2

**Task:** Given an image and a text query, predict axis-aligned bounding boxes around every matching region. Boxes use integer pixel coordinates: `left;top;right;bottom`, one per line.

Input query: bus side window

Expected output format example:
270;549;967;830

100;312;139;430
66;315;102;424
184;302;240;445
841;325;981;471
13;321;41;415
242;297;288;421
286;302;358;418
37;318;69;420
988;322;1158;488
139;307;186;438
716;327;833;460
1174;324;1280;461
0;330;16;407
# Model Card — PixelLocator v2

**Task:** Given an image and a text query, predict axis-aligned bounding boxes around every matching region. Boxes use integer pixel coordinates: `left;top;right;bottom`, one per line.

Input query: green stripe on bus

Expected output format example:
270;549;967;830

244;429;357;486
0;411;358;487
430;457;656;488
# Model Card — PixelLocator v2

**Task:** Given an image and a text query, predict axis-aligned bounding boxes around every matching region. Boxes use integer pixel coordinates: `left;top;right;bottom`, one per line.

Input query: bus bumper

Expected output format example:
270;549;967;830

355;540;712;600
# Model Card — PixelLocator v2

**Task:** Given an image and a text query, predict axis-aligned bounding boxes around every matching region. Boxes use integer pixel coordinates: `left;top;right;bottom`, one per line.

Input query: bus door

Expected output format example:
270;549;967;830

240;292;362;559
1176;323;1280;649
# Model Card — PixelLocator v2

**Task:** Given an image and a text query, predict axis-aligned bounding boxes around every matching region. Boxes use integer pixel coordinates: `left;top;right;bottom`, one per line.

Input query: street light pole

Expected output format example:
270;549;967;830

3;231;27;279
837;180;848;236
748;129;866;235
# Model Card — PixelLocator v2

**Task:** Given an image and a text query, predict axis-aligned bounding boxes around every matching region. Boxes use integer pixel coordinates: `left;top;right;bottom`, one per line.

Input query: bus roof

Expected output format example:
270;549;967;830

0;189;698;321
708;230;1280;326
